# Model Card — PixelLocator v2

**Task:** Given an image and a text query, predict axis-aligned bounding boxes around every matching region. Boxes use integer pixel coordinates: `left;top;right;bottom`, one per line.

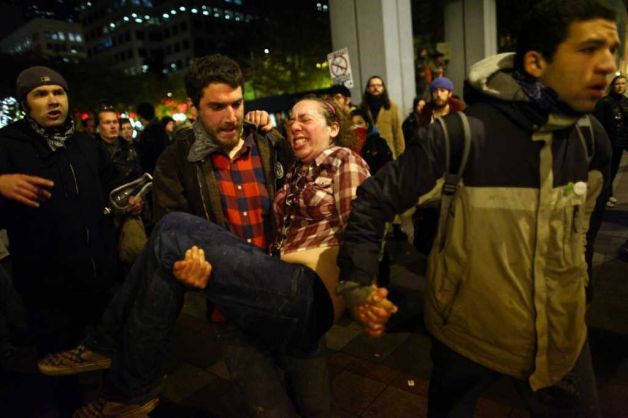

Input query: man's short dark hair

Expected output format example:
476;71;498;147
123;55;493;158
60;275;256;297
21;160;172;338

515;0;616;74
136;102;155;121
329;84;351;98
185;54;244;108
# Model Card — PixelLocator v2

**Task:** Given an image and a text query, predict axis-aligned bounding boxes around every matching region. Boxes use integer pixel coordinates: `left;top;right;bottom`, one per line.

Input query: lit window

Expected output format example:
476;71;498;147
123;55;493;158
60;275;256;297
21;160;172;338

75;34;83;42
69;33;76;41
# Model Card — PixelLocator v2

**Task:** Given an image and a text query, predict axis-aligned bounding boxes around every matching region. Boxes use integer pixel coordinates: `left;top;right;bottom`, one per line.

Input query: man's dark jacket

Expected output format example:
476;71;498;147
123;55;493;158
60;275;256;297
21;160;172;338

100;136;142;182
153;124;293;233
0;119;119;296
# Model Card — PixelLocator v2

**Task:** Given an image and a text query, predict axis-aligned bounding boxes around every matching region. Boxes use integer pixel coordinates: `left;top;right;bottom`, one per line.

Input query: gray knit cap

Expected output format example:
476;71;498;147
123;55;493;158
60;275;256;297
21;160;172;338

16;66;69;100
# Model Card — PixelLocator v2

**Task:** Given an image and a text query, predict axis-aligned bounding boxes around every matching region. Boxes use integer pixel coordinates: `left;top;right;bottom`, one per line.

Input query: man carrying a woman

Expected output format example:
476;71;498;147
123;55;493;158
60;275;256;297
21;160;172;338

37;54;396;418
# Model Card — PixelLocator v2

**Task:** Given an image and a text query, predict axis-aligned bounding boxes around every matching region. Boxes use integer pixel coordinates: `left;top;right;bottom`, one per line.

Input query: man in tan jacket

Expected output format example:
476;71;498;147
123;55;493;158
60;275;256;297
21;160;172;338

360;76;405;158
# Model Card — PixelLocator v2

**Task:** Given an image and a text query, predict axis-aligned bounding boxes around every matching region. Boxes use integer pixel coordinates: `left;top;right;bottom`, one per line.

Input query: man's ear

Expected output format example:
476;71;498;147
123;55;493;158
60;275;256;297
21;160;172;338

522;50;547;78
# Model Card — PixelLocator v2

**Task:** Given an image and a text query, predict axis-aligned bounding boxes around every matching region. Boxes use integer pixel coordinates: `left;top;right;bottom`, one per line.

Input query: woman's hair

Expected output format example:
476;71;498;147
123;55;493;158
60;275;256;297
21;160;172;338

118;117;131;126
412;97;427;113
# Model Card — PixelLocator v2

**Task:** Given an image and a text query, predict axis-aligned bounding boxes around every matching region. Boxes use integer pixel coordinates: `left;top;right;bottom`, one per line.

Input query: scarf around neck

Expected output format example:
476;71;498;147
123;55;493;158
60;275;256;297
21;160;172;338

26;113;75;151
512;71;581;117
187;120;227;162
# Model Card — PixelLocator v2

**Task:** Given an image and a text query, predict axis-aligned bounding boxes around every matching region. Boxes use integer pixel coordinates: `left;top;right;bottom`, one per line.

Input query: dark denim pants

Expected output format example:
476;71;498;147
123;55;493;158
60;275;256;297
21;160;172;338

86;212;321;403
427;338;600;418
216;321;331;418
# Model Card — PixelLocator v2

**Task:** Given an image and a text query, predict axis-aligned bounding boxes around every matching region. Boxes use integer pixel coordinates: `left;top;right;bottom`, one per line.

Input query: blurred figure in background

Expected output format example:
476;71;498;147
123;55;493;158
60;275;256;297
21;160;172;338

136;102;168;174
594;74;628;207
402;97;427;142
119;117;135;143
161;116;175;142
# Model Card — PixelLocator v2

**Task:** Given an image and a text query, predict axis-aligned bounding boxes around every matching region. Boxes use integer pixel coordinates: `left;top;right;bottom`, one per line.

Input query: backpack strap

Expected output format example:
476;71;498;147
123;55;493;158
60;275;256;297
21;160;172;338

435;112;472;251
575;115;594;166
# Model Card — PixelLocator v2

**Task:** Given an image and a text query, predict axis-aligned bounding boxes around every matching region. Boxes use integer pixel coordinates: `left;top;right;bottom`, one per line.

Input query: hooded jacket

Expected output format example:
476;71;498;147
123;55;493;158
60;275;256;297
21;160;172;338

338;53;610;390
0;119;119;295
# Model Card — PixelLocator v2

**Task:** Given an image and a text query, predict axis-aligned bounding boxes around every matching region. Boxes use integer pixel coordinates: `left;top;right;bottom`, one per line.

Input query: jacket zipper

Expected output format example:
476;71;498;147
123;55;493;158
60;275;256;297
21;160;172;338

196;164;211;221
69;163;80;195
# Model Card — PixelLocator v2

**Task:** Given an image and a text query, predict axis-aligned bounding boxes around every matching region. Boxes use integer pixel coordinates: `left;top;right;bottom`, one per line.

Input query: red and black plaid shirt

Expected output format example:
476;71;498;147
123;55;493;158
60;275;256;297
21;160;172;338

211;133;271;251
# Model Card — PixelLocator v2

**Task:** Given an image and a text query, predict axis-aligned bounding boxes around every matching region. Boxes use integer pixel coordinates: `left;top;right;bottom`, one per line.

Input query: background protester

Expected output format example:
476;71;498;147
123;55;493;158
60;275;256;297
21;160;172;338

402;97;427;141
594;74;628;207
118;117;135;143
347;107;392;175
360;76;405;159
0;65;121;415
136;102;169;174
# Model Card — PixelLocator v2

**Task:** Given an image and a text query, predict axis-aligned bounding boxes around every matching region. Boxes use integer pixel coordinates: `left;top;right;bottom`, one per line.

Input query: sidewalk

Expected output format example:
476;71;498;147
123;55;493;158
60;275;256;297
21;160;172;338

150;154;628;417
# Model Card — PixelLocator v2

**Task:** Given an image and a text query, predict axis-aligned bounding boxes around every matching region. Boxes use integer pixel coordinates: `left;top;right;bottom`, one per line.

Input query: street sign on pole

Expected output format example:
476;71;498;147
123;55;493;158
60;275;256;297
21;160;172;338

327;47;353;88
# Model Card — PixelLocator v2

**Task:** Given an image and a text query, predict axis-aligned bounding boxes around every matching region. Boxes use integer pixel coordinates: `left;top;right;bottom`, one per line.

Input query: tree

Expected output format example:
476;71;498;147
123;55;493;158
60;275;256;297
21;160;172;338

245;0;333;98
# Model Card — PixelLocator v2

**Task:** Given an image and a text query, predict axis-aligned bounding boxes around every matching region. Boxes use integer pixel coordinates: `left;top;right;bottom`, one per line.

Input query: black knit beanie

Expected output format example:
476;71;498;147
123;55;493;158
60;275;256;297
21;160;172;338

16;66;69;100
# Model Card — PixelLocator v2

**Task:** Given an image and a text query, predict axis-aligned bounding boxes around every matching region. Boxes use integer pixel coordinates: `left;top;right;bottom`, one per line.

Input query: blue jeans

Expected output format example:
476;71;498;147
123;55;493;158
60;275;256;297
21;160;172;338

427;338;600;418
86;212;327;403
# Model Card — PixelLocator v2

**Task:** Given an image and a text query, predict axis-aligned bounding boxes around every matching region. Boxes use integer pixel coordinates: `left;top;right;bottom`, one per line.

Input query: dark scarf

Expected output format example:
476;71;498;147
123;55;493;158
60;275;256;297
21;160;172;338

26;113;75;151
512;71;581;117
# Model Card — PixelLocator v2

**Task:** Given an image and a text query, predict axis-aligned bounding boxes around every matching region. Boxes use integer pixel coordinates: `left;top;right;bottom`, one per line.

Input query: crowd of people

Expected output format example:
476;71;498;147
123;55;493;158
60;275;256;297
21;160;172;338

0;0;627;417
